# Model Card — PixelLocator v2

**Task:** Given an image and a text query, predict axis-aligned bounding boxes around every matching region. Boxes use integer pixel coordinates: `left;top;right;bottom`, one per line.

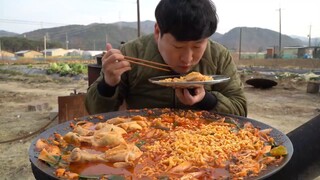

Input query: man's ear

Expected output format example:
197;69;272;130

154;23;160;42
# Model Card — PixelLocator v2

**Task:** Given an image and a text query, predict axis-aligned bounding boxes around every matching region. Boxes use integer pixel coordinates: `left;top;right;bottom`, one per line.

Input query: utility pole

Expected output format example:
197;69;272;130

44;35;47;59
308;25;312;47
278;8;282;58
137;0;141;37
238;28;242;60
65;33;69;50
0;40;2;60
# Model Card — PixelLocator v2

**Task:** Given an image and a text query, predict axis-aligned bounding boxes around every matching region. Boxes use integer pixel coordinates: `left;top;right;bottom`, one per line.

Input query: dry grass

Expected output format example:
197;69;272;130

234;58;320;70
0;59;96;65
1;58;319;71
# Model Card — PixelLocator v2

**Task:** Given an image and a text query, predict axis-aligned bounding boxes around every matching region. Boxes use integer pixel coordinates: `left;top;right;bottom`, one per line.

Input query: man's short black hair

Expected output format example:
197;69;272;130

155;0;218;41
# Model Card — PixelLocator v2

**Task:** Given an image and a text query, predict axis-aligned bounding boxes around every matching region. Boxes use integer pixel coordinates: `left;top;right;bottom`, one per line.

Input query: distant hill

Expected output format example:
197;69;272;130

114;20;155;34
0;30;19;37
0;36;62;52
214;27;304;52
0;21;315;51
19;23;139;50
291;35;320;46
211;32;223;40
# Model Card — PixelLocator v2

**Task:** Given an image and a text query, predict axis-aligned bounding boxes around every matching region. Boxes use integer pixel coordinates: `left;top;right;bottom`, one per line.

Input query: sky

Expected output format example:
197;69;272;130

1;0;320;38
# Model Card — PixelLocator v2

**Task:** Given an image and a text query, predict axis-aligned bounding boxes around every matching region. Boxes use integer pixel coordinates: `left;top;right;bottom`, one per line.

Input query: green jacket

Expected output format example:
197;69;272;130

85;34;247;116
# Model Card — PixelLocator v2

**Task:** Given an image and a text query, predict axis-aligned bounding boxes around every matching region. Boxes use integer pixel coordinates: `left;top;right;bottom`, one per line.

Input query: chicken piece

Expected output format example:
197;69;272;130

64;130;126;147
136;120;150;128
63;132;81;146
105;116;150;131
64;123;127;147
106;117;131;125
117;121;143;132
82;131;126;147
131;115;148;121
95;123;127;135
70;143;143;164
104;143;143;162
70;148;106;163
35;139;49;151
106;116;148;124
73;125;93;136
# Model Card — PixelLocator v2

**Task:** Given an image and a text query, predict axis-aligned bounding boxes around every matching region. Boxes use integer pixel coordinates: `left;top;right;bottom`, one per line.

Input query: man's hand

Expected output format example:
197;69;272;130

101;43;131;86
175;86;205;106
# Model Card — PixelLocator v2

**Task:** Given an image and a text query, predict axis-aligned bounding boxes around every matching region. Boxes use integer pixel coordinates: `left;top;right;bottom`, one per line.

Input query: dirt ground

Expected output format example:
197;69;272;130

0;63;320;180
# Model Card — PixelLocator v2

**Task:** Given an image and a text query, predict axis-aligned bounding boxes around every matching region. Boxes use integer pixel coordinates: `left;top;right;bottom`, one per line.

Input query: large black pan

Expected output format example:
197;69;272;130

29;109;293;180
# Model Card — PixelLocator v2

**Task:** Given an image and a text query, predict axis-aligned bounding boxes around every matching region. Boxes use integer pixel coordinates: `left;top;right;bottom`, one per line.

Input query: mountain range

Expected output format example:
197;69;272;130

1;20;319;52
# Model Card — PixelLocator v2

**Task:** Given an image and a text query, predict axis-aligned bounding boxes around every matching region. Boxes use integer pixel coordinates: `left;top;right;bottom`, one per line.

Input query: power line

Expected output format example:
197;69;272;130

0;18;67;26
98;0;135;3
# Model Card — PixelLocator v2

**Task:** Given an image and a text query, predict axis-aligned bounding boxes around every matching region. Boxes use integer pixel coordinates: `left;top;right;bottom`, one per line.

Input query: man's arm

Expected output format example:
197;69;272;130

210;49;247;117
85;74;124;114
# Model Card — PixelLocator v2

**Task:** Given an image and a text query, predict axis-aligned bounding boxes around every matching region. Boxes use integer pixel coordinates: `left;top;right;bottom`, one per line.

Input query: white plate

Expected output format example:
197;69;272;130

148;75;230;88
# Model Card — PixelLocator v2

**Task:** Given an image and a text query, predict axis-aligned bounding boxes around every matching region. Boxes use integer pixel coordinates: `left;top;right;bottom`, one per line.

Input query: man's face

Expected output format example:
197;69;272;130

154;24;208;74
